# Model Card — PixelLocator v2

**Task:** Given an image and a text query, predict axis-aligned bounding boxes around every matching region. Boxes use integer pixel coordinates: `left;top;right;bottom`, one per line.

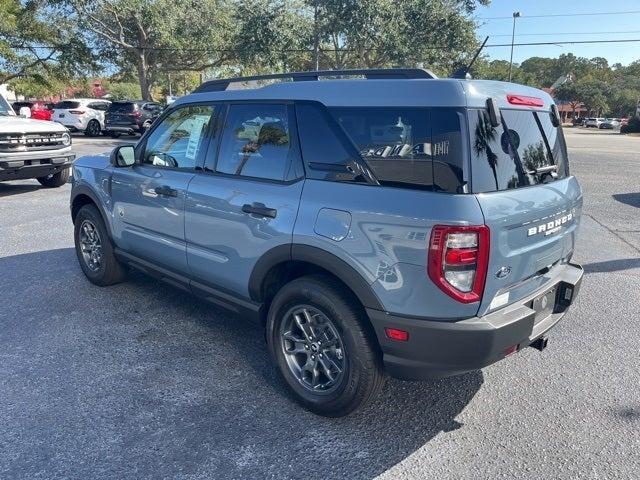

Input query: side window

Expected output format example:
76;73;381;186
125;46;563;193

329;107;466;192
142;104;214;170
216;104;294;181
296;102;364;182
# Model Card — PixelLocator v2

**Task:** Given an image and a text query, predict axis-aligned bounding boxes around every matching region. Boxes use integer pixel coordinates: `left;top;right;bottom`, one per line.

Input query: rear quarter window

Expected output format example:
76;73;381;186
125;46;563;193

329;107;466;193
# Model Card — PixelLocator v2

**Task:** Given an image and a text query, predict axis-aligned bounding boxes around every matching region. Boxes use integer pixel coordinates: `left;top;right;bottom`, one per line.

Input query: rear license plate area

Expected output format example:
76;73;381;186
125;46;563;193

531;286;557;322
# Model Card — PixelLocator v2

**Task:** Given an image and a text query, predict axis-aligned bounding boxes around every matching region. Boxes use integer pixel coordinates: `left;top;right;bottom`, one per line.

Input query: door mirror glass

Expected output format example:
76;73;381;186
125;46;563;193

111;145;136;167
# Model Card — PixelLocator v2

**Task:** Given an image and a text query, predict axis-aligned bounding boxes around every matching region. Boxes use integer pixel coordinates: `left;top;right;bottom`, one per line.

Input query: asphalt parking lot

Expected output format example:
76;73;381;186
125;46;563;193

1;129;639;479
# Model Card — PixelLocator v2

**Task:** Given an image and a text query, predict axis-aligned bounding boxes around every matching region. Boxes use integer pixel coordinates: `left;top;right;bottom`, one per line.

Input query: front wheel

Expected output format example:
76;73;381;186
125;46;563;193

266;275;384;417
74;204;126;286
37;168;70;188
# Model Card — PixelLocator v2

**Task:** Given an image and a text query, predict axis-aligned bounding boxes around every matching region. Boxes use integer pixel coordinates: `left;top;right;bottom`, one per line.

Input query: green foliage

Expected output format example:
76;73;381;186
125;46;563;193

103;82;141;101
0;0;96;85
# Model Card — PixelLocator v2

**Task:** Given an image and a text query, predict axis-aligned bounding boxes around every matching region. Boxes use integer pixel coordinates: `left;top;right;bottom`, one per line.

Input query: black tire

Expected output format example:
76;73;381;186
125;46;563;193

37;168;70;188
74;204;126;286
84;119;101;137
266;275;384;417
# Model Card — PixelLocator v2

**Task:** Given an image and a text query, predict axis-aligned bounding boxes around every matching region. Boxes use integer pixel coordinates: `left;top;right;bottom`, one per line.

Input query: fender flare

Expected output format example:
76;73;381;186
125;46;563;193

70;185;113;237
248;244;384;311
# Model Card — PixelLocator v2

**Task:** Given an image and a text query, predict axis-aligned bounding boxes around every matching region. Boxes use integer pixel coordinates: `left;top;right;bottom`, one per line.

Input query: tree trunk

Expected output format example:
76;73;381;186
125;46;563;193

136;49;152;101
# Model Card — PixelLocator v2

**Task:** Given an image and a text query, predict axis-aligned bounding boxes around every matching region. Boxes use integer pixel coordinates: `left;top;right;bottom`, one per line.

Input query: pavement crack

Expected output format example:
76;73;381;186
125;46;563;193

584;213;640;255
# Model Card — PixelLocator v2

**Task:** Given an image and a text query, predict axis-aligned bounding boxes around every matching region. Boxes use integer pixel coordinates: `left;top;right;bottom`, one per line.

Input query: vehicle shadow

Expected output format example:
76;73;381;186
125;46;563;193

0;181;41;197
583;257;640;274
613;192;640;209
0;248;483;480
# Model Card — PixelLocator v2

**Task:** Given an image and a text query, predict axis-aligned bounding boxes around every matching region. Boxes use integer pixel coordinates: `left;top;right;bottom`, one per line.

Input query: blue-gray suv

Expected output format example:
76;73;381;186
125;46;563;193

70;69;583;416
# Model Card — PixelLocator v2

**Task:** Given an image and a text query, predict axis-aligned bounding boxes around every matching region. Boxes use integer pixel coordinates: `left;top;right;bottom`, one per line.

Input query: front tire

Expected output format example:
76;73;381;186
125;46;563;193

74;204;126;286
37;168;70;188
266;275;384;417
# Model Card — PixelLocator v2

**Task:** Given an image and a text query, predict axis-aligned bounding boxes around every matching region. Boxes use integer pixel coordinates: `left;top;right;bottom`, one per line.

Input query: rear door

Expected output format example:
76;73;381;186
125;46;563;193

184;102;304;298
469;108;582;315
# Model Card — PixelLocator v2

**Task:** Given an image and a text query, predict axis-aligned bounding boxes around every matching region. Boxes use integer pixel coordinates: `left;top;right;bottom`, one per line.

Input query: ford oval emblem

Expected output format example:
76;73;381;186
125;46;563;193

496;266;511;279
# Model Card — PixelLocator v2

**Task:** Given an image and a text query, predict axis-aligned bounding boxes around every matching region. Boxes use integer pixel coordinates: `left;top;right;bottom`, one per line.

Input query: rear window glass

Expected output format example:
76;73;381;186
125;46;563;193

330;107;466;192
109;102;135;112
468;109;568;193
54;101;80;109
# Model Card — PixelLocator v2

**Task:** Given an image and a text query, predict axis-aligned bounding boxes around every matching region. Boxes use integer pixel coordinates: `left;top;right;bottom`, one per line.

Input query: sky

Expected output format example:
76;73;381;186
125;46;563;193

474;0;640;66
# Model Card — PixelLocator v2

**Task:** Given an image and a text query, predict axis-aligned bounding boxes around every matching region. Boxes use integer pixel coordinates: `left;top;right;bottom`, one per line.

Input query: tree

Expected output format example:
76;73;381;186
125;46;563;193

61;0;237;100
572;79;610;117
554;82;582;118
102;81;141;100
0;0;95;85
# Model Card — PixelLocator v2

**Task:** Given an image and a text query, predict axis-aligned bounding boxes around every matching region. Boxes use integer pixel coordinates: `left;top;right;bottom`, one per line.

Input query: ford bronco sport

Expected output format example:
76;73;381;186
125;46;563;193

0;93;74;187
70;69;583;416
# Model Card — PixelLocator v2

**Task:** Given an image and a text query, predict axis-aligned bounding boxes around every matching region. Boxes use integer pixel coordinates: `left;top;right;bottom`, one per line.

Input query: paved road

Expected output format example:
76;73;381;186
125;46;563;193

0;130;639;479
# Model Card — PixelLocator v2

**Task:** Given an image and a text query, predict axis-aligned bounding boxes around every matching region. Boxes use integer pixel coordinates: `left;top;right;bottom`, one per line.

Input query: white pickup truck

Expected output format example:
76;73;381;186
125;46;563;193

0;93;74;187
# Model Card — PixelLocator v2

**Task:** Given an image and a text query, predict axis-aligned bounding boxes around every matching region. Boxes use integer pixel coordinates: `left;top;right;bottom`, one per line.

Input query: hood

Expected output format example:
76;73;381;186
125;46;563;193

75;153;111;170
0;115;68;133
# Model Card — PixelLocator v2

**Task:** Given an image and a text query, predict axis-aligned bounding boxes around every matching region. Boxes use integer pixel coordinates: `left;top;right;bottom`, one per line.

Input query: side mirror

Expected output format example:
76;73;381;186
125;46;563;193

19;106;32;118
110;145;136;167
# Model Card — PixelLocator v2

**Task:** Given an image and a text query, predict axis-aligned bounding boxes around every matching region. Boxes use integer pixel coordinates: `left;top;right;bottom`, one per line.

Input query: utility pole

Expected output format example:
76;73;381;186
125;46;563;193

509;11;521;82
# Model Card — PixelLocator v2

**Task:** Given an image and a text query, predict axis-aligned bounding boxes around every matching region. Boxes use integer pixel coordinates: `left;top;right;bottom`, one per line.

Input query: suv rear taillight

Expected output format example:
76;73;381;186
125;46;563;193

128;111;142;118
427;225;490;303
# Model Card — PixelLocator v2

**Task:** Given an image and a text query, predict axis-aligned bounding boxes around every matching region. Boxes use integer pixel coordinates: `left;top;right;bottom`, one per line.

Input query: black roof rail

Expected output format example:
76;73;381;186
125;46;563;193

193;68;438;93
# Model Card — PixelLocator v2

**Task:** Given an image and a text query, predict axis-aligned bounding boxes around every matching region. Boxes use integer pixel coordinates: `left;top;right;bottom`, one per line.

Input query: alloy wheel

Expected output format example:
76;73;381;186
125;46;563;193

79;219;103;272
279;305;346;393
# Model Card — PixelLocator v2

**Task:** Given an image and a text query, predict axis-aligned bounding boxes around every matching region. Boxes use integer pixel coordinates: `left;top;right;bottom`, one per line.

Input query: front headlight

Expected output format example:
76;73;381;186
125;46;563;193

61;132;71;146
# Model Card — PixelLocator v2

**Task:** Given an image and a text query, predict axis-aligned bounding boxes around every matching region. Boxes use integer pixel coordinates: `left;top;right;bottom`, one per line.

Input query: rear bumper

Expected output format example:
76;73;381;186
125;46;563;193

0;154;75;181
105;125;141;133
367;262;583;380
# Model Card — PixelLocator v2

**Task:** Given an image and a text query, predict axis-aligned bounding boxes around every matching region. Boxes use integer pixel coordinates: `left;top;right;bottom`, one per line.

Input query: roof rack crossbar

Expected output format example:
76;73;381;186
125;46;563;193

193;68;437;93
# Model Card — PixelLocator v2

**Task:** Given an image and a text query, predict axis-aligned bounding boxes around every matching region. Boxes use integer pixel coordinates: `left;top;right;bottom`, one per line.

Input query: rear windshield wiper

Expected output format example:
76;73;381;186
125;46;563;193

527;165;558;177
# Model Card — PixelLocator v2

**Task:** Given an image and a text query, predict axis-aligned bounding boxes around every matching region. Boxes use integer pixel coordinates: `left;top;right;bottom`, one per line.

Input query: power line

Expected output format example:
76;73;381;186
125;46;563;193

484;38;640;47
480;9;640;20
486;30;640;38
10;38;640;53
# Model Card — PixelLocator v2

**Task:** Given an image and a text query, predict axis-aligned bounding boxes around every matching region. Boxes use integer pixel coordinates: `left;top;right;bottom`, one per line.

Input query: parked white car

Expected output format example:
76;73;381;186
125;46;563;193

52;98;111;136
0;93;74;187
585;117;605;128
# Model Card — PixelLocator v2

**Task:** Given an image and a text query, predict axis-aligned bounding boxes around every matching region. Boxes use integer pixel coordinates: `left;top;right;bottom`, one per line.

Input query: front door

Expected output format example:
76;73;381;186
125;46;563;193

185;103;305;299
111;104;216;275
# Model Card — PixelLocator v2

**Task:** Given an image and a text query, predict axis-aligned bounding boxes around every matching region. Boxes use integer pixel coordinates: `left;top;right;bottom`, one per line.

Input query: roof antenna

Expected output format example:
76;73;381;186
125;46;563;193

452;36;489;79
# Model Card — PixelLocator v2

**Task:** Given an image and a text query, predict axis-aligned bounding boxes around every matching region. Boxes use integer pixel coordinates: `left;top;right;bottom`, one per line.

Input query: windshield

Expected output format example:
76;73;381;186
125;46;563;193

0;95;13;116
468;108;568;193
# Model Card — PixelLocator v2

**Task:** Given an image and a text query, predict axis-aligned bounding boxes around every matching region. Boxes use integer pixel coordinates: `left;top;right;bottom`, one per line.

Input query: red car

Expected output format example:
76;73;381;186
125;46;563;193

12;101;53;121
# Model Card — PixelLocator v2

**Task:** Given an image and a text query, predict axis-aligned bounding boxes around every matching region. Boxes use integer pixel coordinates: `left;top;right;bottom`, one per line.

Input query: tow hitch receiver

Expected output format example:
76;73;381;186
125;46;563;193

530;336;549;351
